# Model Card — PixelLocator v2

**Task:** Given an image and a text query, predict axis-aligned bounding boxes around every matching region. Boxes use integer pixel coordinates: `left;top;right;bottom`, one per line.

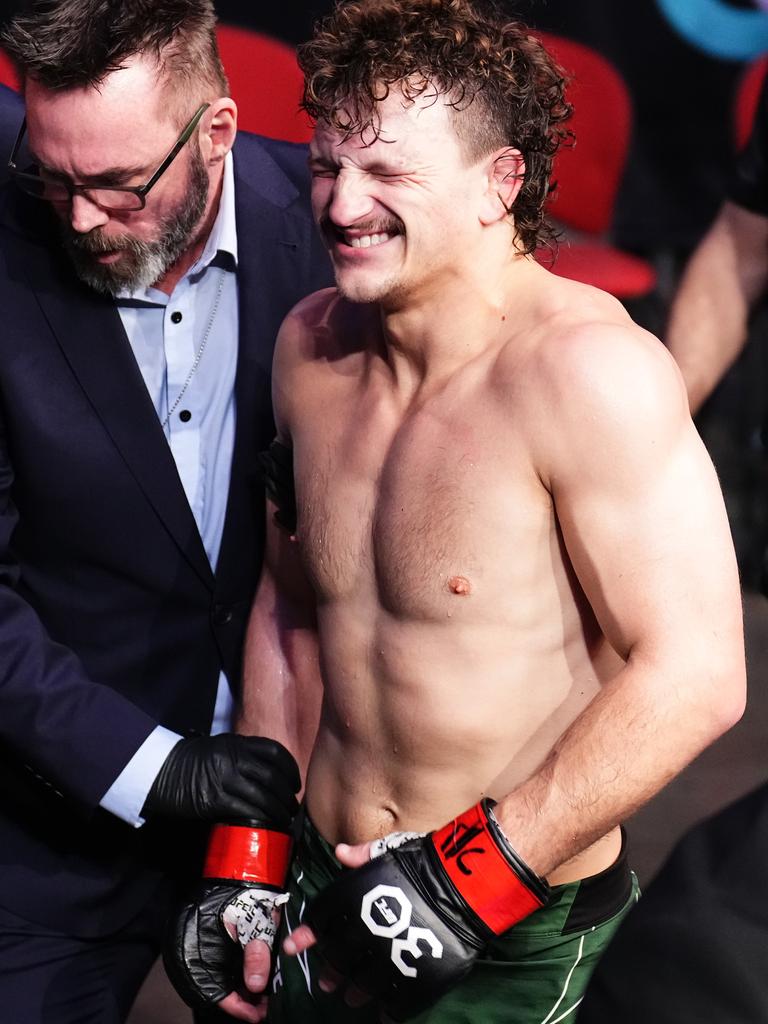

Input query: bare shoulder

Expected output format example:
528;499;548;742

272;289;378;435
542;314;684;421
274;287;339;366
497;278;692;480
520;281;685;420
275;288;377;370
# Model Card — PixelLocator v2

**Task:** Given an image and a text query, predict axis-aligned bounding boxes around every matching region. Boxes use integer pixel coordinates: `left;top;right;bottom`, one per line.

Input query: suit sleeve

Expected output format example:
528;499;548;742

0;406;159;814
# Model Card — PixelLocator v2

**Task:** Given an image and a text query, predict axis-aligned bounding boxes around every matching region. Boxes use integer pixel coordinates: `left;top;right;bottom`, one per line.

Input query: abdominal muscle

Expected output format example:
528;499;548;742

304;606;625;884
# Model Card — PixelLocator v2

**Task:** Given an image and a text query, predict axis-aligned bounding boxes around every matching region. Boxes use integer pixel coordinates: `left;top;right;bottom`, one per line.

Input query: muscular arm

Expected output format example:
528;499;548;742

238;507;322;781
237;300;330;778
667;201;768;414
497;325;746;878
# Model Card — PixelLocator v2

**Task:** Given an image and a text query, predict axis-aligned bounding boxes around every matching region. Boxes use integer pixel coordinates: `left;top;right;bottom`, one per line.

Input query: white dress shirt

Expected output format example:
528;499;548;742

101;154;240;826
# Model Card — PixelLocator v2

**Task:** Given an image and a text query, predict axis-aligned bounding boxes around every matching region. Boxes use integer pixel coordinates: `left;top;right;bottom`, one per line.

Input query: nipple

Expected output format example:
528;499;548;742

448;575;471;596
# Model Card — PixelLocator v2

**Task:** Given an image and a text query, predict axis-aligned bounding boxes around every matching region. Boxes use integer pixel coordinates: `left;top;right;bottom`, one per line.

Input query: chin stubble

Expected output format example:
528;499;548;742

323;215;407;304
61;144;210;296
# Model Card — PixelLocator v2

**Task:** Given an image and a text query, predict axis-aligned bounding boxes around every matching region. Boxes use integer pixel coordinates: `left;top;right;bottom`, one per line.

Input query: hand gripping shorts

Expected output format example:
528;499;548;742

268;812;639;1024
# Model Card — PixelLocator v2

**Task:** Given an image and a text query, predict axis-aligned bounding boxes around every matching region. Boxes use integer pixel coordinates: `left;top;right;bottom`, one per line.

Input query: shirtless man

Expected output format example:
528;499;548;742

164;1;746;1021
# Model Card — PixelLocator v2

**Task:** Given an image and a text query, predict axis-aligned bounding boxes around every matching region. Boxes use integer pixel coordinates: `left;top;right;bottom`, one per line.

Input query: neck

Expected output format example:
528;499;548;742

153;160;225;296
379;250;541;392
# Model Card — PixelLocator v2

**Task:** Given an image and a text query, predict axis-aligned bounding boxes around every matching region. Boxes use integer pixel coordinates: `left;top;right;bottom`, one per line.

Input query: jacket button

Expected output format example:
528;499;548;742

213;604;234;625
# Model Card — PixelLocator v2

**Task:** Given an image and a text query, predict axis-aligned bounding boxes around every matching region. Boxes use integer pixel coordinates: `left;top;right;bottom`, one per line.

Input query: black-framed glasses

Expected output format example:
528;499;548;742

7;103;210;213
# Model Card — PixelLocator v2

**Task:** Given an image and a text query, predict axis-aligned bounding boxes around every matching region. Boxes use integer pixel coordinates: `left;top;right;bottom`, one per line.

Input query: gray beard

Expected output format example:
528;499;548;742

61;145;210;296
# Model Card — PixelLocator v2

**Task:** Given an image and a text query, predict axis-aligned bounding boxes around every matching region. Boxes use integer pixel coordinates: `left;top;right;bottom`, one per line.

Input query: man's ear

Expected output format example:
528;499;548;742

200;97;238;165
478;147;525;225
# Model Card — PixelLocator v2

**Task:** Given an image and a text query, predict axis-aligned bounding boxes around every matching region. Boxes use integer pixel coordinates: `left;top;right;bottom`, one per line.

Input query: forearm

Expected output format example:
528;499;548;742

667;202;768;414
238;573;322;783
495;651;745;880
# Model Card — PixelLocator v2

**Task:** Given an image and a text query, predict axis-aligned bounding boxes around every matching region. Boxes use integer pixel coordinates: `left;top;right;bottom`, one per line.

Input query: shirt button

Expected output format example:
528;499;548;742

171;311;183;324
179;410;192;422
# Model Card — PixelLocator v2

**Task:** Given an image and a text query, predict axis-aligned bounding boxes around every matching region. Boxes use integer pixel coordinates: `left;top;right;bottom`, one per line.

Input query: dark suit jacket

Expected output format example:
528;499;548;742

0;83;21;180
0;93;332;936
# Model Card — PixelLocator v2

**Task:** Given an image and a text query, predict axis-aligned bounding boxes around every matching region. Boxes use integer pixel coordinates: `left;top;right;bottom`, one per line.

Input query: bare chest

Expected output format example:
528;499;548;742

294;394;552;617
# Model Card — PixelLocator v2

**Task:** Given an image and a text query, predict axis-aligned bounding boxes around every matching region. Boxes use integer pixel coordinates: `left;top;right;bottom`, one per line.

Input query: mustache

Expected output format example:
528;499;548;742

320;215;405;238
64;229;148;256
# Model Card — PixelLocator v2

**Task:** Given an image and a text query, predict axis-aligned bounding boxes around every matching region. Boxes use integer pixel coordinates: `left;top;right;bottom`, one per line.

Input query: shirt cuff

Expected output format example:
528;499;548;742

99;726;183;828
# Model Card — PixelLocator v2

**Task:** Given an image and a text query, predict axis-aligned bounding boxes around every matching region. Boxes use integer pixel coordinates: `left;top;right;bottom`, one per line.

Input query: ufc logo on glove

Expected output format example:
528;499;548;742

306;801;551;1020
361;884;444;978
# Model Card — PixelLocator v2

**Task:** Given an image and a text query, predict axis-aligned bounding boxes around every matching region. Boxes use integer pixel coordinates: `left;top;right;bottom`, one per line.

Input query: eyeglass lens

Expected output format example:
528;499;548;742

14;173;144;211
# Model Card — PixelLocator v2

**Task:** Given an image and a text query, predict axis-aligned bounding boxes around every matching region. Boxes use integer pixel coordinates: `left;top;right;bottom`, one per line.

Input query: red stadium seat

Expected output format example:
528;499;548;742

0;27;310;142
734;54;768;150
216;25;311;143
534;32;656;299
0;48;20;92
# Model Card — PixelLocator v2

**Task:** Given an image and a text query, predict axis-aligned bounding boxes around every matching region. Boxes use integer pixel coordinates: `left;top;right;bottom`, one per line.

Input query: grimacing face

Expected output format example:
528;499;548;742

24;59;213;295
309;86;493;308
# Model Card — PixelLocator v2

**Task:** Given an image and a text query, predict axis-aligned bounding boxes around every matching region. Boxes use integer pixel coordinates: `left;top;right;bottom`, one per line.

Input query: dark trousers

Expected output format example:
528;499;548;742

0;895;172;1024
578;782;768;1023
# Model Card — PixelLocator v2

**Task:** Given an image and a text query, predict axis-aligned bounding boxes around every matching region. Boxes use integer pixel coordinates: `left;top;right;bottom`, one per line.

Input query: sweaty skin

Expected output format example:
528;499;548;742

271;287;626;882
245;280;743;890
241;88;744;900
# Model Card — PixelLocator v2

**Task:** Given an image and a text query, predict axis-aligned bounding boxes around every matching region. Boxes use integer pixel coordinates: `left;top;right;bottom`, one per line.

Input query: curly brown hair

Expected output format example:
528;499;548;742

298;0;572;255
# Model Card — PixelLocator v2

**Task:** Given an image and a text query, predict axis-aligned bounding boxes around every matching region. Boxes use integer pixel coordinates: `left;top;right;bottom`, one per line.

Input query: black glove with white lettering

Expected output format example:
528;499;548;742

141;734;300;828
306;799;551;1021
165;819;293;1009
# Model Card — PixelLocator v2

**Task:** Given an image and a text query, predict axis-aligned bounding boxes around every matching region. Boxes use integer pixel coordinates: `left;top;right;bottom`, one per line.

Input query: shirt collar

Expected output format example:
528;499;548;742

115;150;238;304
194;150;238;273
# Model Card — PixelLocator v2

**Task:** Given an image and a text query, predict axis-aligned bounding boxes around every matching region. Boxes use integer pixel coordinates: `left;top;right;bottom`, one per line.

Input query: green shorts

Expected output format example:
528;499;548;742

268;814;639;1024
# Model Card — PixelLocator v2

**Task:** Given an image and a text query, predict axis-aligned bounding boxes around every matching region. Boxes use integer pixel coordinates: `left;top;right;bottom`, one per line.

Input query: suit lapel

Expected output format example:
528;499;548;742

3;134;316;596
17;236;214;590
215;140;314;585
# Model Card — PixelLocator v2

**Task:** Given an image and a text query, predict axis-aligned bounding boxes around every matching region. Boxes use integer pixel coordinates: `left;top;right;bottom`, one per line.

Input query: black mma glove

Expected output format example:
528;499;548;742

141;734;300;828
165;820;293;1009
306;799;551;1021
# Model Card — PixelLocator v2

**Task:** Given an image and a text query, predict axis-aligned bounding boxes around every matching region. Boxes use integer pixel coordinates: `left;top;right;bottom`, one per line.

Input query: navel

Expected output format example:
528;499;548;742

447;575;472;596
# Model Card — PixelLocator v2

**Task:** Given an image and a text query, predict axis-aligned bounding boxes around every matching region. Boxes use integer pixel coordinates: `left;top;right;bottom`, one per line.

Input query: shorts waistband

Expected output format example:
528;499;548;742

557;827;634;934
292;807;340;878
294;809;634;935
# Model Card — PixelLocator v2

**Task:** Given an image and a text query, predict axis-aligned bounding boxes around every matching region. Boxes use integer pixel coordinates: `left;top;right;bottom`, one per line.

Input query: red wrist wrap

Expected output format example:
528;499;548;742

431;802;548;935
203;825;292;887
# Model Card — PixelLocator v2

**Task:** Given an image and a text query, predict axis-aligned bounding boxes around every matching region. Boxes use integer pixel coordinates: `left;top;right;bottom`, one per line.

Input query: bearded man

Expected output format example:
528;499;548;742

0;2;330;1022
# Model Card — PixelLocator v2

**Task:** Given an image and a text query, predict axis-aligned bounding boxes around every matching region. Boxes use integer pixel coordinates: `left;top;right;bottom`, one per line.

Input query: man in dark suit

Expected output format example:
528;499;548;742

0;2;331;1022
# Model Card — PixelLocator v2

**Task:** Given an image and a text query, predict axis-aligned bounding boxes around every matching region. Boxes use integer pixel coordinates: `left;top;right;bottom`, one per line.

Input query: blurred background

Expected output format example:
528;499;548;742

1;1;768;1019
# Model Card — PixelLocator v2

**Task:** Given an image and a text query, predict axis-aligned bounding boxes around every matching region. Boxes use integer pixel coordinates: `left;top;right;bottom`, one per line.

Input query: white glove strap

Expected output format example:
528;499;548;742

369;830;426;859
221;888;290;948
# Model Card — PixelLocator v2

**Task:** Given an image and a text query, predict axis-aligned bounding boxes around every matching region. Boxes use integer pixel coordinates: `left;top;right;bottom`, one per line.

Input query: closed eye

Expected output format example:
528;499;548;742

308;159;338;178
